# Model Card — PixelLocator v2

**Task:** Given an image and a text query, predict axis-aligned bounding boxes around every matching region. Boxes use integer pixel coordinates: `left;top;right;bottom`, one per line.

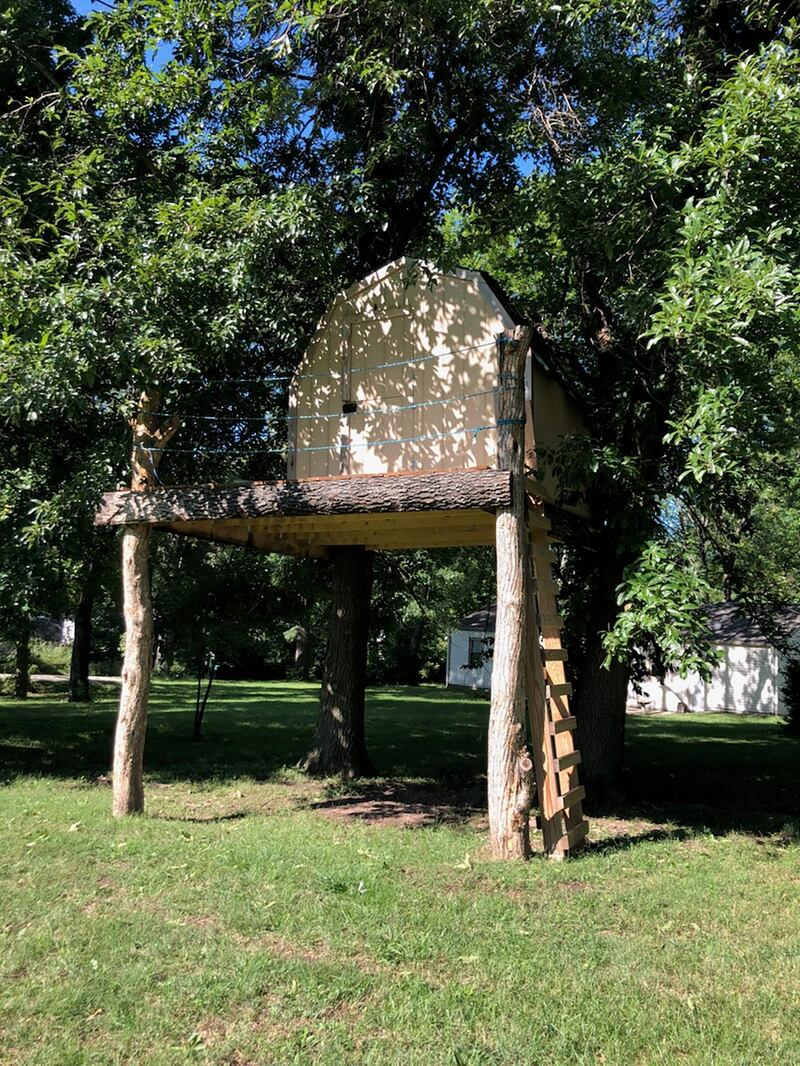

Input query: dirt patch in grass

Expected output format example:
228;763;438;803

146;779;325;824
196;1015;232;1046
263;933;331;963
196;995;369;1059
310;782;484;829
250;994;366;1042
183;914;222;931
230;930;331;963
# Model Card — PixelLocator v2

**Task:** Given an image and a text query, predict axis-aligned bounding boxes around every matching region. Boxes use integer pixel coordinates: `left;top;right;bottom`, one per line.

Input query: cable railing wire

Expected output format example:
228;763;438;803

143;338;500;391
138;417;523;459
134;385;508;425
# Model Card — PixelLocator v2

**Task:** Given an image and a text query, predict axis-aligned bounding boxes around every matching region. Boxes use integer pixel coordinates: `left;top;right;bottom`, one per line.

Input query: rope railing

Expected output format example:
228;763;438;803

135;386;506;425
131;337;510;464
147;337;500;391
137;417;523;460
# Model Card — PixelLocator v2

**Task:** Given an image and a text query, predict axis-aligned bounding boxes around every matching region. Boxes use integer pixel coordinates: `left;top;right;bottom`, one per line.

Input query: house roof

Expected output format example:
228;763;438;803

458;605;497;633
456;601;800;646
704;602;800;646
476;271;527;326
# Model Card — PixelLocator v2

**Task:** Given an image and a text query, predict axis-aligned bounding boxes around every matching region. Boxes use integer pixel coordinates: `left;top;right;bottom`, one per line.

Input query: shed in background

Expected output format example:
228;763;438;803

447;602;800;715
446;606;496;691
629;603;800;716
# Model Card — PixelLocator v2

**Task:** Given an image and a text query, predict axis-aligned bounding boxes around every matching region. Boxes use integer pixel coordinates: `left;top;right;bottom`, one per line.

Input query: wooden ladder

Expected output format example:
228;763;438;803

523;494;589;858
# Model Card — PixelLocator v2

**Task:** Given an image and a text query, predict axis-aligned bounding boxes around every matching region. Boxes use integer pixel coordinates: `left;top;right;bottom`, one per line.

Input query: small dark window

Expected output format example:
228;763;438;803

468;637;486;669
342;401;358;415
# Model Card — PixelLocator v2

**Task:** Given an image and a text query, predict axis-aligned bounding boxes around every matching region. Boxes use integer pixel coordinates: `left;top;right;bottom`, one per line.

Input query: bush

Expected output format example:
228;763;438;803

29;640;72;675
781;656;800;735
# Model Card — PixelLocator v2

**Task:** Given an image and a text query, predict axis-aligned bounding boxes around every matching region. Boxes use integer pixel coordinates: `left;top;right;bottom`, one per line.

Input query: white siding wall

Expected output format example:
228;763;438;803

446;630;493;690
446;629;790;714
628;643;783;716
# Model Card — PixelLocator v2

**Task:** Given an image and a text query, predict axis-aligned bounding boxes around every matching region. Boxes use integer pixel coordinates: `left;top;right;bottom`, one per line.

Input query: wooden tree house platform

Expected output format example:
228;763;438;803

96;468;510;553
98;258;589;858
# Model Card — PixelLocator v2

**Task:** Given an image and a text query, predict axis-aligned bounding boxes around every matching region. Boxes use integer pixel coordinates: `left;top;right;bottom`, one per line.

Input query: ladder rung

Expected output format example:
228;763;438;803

554;751;582;772
529;554;554;571
544;649;568;662
531;558;555;577
556;785;586;811
549;716;577;735
547;682;573;699
555;820;589;851
540;614;563;630
528;536;555;555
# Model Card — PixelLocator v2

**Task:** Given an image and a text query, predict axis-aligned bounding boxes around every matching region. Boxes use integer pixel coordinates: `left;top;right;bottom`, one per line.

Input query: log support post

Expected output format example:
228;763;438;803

488;326;534;860
112;389;179;816
113;525;154;815
301;545;375;779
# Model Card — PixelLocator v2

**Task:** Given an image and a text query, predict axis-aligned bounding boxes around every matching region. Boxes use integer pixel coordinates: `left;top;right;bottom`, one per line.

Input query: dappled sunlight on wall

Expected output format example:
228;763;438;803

287;259;585;484
629;644;782;715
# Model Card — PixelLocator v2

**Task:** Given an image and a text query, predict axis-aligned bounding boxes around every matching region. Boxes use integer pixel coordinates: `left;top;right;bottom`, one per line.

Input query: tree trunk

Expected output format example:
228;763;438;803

110;386;179;816
487;327;534;860
112;525;154;815
572;568;630;807
300;546;374;778
68;579;94;703
14;622;30;700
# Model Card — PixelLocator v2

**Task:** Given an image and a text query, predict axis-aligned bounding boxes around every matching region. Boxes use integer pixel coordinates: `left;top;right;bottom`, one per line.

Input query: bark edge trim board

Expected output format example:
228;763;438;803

95;468;513;526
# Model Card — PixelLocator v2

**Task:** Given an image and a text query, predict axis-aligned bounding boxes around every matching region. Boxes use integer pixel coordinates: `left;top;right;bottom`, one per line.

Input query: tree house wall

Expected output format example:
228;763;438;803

287;259;587;508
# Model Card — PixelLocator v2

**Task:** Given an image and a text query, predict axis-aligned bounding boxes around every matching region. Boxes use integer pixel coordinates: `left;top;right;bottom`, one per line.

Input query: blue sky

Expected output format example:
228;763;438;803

66;0;537;178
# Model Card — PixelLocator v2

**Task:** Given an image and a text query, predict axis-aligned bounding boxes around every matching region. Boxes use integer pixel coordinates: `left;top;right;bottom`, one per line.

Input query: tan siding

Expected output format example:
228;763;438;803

530;363;588;506
288;260;585;494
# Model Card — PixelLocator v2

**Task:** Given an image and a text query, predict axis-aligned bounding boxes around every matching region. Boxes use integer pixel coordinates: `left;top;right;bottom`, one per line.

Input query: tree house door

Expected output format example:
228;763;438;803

347;314;417;475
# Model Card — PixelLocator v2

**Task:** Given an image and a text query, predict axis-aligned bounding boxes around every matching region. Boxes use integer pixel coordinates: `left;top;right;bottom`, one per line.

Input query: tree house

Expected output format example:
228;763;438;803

97;258;589;858
288;258;585;493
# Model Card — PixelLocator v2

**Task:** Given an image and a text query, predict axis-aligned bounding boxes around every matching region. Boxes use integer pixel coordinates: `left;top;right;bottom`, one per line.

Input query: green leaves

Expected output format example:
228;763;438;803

664;386;745;484
603;542;722;680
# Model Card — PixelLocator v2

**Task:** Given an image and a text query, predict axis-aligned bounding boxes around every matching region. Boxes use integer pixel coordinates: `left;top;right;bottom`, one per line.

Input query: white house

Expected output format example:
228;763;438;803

446;601;800;715
446;606;496;691
628;603;800;716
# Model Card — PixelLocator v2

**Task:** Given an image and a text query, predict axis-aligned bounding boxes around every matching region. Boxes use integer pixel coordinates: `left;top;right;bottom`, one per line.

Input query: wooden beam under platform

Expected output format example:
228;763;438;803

96;468;511;553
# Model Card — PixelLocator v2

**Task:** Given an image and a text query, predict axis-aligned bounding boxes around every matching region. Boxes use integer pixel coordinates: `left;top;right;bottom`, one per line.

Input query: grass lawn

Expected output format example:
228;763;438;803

2;681;800;1065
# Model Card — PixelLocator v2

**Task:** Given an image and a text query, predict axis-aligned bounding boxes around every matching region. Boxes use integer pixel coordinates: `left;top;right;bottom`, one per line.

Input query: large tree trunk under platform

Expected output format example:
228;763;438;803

300;546;375;778
571;567;630;806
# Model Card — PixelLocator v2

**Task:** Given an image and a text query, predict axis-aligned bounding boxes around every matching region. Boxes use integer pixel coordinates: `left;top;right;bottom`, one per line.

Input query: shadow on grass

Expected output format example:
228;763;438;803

307;780;486;828
617;713;800;837
148;811;252;824
0;680;488;790
2;682;799;845
582;826;691;855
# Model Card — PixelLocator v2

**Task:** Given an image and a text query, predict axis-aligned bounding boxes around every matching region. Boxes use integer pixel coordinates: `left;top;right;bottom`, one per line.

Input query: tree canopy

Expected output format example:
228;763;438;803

1;0;799;790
